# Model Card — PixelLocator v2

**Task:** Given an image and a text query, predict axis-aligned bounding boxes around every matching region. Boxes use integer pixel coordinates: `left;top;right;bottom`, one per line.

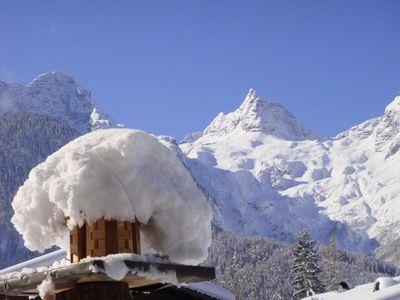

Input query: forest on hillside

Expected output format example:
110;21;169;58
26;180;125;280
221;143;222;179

207;231;397;299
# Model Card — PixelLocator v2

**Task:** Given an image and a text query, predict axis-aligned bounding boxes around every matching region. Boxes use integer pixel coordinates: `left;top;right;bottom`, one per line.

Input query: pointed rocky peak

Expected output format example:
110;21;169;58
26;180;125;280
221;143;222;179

239;88;261;108
30;71;76;84
203;89;320;141
29;71;90;98
383;94;400;114
0;72;118;133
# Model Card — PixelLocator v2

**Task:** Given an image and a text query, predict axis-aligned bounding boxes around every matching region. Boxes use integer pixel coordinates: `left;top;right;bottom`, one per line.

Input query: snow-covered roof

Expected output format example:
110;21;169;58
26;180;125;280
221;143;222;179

0;252;215;297
0;250;230;300
0;250;231;300
12;129;212;265
303;276;400;300
187;282;235;300
0;250;67;276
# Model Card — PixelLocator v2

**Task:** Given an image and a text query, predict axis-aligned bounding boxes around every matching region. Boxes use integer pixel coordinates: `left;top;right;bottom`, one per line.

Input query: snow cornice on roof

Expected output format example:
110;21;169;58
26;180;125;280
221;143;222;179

0;254;215;297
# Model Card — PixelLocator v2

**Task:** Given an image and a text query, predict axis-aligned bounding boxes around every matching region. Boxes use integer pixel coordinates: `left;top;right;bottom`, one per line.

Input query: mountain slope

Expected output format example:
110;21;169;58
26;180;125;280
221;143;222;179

204;89;320;140
181;90;400;254
0;72;119;133
1;73;399;266
0;112;79;268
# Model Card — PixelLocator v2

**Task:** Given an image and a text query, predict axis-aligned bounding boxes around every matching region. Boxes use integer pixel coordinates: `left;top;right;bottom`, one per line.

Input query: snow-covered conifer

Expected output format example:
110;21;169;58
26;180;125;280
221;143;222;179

292;229;325;299
322;234;350;289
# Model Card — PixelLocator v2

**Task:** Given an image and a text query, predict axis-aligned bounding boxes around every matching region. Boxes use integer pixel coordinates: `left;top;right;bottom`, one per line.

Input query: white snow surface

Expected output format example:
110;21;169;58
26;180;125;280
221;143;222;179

0;252;183;287
0;250;67;276
203;89;320;140
0;71;119;133
11;129;212;265
303;276;400;300
37;277;55;299
0;250;70;282
180;90;400;252
88;253;179;285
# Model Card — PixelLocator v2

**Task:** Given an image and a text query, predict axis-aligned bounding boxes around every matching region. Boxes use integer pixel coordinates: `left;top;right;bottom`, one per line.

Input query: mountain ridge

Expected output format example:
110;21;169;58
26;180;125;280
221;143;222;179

203;89;321;141
1;73;399;265
181;90;400;255
0;71;120;133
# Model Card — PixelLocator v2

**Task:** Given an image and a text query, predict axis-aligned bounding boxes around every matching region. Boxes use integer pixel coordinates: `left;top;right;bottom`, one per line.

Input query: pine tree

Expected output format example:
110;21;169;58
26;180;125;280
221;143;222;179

322;234;350;289
292;229;325;299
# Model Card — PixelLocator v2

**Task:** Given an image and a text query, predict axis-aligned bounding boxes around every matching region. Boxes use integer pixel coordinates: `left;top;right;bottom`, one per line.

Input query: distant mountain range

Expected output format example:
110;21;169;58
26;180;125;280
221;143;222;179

0;72;399;268
0;72;119;133
181;89;400;255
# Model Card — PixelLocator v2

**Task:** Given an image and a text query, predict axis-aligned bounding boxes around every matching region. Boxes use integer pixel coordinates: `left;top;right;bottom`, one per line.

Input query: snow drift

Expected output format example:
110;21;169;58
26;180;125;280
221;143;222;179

12;129;212;265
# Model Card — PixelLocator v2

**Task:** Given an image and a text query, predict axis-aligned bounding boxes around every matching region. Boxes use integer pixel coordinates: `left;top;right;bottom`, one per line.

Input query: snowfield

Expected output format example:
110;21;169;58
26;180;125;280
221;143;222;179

303;276;400;300
12;129;212;265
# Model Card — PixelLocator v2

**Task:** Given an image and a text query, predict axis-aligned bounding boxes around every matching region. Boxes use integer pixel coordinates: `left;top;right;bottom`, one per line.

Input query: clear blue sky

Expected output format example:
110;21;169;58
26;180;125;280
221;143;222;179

0;1;399;139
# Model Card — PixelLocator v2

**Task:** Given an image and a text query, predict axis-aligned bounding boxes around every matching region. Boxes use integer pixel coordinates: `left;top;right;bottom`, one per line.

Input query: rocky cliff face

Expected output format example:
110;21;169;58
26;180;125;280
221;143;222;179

0;72;119;133
374;95;400;156
204;89;320;140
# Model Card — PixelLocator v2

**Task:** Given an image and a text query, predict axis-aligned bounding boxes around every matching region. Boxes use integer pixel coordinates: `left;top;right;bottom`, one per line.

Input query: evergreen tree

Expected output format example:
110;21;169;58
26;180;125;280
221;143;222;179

206;230;396;300
292;229;325;299
322;234;350;289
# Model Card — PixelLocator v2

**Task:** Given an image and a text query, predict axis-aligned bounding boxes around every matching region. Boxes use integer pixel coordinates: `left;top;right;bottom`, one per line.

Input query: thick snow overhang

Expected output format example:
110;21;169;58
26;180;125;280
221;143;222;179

0;255;215;298
12;129;212;265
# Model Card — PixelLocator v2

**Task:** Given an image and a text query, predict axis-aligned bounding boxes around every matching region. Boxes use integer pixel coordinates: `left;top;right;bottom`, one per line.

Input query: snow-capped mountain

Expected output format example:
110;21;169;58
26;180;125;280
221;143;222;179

336;95;400;158
1;72;399;263
181;89;400;254
0;72;120;133
203;89;320;140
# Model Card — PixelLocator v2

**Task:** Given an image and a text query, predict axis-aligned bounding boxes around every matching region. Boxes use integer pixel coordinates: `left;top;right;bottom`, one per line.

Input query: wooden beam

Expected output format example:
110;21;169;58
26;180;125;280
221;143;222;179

105;220;118;255
78;224;86;261
70;224;86;263
44;293;55;300
132;221;141;254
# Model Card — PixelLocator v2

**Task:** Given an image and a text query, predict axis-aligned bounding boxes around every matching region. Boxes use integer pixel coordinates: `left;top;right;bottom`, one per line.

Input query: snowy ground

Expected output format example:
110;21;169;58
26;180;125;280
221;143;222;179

303;276;400;300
